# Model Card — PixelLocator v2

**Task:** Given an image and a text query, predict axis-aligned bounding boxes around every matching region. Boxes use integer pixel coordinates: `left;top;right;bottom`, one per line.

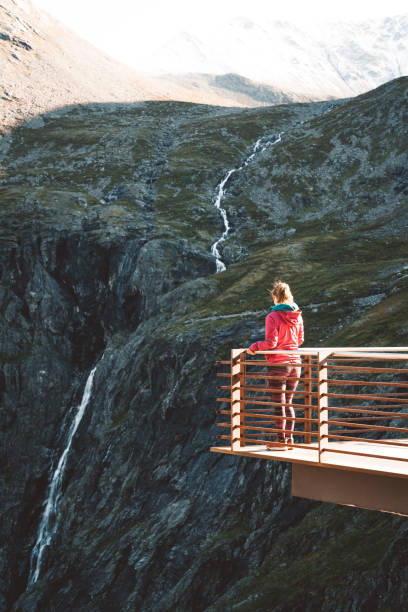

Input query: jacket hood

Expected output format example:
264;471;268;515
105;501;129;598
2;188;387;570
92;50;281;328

273;309;302;327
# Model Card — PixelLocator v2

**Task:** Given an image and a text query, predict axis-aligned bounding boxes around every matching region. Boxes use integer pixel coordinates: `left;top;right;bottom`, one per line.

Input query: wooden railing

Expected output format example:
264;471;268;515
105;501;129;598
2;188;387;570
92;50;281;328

215;348;408;466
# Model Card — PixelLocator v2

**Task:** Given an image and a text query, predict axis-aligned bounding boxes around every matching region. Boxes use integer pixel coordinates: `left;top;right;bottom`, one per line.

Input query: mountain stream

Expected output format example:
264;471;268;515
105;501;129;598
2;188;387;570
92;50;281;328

210;134;281;272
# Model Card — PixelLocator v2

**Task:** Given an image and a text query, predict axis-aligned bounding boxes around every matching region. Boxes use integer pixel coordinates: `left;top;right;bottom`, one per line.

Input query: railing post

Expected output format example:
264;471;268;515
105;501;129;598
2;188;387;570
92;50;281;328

304;354;312;444
318;350;331;461
231;349;245;451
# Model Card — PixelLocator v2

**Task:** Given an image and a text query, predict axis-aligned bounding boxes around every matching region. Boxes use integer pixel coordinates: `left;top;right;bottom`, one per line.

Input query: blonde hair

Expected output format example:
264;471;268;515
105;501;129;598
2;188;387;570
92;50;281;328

270;280;293;304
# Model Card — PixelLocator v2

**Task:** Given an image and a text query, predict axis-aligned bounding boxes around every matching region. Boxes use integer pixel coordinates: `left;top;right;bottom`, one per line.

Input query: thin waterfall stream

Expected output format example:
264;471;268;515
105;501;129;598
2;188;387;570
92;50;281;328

210;133;282;272
28;366;97;585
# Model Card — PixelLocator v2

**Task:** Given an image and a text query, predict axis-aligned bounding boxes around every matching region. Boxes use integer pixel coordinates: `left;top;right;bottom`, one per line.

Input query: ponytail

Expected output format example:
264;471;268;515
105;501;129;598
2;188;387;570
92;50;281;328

270;280;293;303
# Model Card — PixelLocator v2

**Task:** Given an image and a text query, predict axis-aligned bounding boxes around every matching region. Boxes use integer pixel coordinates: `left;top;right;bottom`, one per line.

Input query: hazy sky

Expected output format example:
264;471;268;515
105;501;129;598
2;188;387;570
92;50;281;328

32;0;408;71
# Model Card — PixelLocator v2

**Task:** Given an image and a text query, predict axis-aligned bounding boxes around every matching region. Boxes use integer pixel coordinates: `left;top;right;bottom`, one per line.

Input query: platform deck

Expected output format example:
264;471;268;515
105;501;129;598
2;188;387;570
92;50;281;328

210;439;408;479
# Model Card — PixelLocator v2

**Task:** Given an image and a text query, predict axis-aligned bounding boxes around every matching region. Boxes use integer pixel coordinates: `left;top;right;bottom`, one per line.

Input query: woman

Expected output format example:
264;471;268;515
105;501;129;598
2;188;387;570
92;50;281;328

247;281;304;450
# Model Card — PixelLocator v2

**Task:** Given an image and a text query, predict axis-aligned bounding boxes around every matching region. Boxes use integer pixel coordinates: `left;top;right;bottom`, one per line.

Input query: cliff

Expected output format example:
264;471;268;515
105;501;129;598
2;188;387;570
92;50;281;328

1;77;407;610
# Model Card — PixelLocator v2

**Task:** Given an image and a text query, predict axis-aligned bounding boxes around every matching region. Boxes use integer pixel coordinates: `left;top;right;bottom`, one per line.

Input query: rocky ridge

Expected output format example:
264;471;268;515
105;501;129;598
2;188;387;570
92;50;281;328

0;77;407;610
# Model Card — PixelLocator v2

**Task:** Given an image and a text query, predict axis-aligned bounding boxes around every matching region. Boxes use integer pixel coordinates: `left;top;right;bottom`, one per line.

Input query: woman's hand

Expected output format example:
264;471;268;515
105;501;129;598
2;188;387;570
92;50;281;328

247;349;256;355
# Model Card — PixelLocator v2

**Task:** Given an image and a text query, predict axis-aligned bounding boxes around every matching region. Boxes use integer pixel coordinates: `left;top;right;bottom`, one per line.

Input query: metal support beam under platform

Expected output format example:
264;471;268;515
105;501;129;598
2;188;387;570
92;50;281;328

292;463;408;516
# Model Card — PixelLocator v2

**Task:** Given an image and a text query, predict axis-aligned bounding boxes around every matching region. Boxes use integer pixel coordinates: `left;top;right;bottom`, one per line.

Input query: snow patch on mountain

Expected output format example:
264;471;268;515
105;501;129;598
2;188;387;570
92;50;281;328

148;14;408;99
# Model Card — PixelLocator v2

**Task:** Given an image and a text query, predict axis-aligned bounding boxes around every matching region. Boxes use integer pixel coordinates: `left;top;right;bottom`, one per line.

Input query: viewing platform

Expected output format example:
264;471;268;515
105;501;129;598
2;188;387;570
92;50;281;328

211;348;408;515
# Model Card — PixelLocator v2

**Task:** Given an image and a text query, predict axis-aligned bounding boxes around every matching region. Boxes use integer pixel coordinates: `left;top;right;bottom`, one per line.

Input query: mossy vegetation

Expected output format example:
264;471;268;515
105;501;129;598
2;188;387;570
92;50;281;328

213;506;398;611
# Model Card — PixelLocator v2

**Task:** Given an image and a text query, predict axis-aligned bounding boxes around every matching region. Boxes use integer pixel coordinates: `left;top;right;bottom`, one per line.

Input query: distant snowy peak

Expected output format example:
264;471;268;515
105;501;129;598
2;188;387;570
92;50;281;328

151;31;229;75
148;14;408;99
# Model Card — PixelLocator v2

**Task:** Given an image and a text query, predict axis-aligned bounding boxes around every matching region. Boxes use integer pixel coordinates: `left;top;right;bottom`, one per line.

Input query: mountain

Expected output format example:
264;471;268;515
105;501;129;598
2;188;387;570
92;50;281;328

0;0;168;132
0;0;317;134
149;15;408;99
150;72;312;107
2;1;407;134
1;76;407;609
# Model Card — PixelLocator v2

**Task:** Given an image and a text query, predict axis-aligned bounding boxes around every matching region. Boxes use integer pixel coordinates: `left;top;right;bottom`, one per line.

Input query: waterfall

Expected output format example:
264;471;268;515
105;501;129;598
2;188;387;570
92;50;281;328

28;366;97;585
210;134;282;273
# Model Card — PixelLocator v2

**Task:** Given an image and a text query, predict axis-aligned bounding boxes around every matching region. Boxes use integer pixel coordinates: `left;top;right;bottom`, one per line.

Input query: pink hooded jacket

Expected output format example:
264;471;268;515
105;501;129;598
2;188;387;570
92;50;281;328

249;309;304;363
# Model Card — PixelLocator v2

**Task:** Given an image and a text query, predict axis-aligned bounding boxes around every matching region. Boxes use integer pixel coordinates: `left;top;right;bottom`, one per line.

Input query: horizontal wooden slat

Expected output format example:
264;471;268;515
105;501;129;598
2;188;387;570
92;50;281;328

326;420;408;434
324;379;408;389
331;415;408;421
237;407;315;415
219;384;311;394
243;361;306;367
331;352;408;360
327;364;408;374
266;347;408;352
216;398;311;407
325;434;408;448
324;392;408;404
241;394;311;403
218;385;313;395
241;360;318;367
327;428;378;434
328;405;408;412
245;374;317;382
327;355;378;363
243;386;315;395
236;424;315;436
244;372;306;379
243;437;319;449
215;417;316;435
239;398;316;409
241;412;318;423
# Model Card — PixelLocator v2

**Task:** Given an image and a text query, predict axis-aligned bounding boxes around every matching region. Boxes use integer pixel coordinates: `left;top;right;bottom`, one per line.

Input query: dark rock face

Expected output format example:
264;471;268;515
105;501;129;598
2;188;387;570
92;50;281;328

1;79;408;610
0;32;33;51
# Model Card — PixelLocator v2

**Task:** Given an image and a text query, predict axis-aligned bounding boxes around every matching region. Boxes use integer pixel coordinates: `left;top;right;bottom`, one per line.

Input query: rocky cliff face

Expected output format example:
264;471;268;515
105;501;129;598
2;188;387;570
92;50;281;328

1;77;408;610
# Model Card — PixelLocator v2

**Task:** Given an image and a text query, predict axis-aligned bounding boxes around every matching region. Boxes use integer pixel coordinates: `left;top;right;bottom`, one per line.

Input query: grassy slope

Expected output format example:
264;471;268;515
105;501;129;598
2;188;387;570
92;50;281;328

155;79;408;349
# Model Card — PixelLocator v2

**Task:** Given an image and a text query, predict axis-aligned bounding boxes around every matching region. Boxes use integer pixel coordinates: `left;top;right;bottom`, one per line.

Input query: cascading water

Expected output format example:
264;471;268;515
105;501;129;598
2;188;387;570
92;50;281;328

210;134;282;272
28;366;97;585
